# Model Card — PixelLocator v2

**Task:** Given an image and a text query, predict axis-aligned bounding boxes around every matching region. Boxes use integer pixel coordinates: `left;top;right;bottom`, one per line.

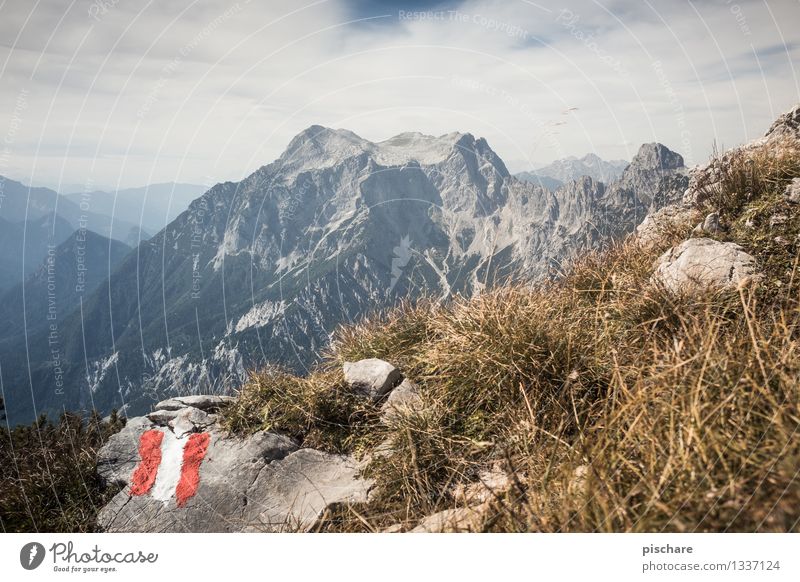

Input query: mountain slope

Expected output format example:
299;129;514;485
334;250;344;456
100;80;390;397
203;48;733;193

220;103;800;534
0;128;686;422
0;214;74;292
0;230;131;344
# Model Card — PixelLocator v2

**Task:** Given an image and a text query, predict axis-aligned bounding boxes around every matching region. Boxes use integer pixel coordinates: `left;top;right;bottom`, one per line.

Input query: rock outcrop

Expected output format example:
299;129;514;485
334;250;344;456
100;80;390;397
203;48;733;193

96;386;375;532
409;505;488;533
637;103;800;293
95;358;424;532
343;358;403;402
765;103;800;141
785;177;800;204
380;379;423;421
243;449;370;532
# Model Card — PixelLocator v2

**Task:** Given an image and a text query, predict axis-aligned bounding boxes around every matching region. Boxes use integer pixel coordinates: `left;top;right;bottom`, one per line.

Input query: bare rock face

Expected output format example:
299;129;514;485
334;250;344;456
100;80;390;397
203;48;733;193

653;238;759;294
453;467;512;505
765;103;800;141
242;449;373;532
96;396;372;532
631;142;684;172
698;212;721;234
98;425;297;532
170;406;215;437
97;416;158;487
684;103;800;208
343;358;403;402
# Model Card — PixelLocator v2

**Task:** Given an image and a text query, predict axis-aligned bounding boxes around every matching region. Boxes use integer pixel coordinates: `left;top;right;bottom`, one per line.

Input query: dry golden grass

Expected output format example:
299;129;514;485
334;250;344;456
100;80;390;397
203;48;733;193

225;137;800;532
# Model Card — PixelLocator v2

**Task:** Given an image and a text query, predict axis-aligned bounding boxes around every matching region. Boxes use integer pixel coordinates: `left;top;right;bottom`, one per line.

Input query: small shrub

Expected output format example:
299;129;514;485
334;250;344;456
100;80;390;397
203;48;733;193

0;411;125;532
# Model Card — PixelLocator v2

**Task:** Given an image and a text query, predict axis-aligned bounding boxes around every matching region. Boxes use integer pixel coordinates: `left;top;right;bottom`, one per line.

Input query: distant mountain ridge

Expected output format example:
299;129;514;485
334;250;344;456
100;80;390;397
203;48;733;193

516;153;629;191
62;182;207;235
0;128;687;423
0;175;140;242
0;176;205;288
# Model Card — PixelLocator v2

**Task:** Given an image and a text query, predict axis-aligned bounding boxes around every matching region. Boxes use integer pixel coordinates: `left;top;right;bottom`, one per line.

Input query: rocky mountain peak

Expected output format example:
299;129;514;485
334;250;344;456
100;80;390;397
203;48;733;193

630;143;684;172
373;130;471;167
276;126;505;179
279;125;371;174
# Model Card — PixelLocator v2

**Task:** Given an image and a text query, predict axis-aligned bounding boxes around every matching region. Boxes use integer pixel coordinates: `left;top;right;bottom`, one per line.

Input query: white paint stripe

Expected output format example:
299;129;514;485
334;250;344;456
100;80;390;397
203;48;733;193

151;429;186;503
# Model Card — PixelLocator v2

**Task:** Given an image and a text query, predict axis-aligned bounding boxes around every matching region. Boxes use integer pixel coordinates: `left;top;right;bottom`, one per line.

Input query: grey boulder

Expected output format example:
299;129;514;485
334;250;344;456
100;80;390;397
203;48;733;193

96;396;373;532
170;407;215;437
635;204;698;247
693;212;721;234
410;505;487;533
785;177;800;204
97;416;157;487
343;358;403;402
653;238;759;294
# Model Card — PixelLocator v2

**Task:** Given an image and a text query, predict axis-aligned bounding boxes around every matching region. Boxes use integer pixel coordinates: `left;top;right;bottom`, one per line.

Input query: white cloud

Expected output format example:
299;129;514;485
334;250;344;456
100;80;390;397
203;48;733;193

0;0;797;190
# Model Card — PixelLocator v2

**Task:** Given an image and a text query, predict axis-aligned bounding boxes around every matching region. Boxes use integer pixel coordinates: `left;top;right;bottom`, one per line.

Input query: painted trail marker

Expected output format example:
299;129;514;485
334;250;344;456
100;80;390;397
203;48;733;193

130;429;211;506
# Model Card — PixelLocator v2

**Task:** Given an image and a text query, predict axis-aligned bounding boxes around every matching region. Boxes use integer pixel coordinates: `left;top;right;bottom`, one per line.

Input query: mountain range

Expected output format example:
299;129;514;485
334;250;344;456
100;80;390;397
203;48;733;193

0;177;204;289
516;153;629;191
62;182;208;236
0;129;687;423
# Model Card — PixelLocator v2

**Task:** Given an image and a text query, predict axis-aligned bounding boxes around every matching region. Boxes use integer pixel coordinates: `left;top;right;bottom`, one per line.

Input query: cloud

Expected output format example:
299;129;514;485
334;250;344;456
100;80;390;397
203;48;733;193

0;0;797;190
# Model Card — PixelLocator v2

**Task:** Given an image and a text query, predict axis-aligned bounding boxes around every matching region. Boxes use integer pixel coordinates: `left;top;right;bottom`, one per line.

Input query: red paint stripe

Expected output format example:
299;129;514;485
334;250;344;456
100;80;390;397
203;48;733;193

175;432;210;507
129;430;164;496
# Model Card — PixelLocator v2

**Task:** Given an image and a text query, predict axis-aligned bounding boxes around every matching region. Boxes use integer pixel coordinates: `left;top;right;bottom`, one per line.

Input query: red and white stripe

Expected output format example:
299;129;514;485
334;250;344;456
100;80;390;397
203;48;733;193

130;429;210;507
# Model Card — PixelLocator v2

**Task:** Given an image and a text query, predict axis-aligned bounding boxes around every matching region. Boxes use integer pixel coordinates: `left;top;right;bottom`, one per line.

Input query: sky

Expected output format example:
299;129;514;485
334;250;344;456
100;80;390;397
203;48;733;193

0;0;798;190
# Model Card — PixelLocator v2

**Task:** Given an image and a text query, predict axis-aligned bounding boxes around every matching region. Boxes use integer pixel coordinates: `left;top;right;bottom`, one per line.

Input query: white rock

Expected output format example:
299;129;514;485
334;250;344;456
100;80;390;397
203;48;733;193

343;358;403;402
243;448;373;532
97;423;299;532
702;212;721;233
145;409;180;425
454;468;512;505
770;214;789;228
635;204;698;247
653;238;759;294
169;407;214;437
